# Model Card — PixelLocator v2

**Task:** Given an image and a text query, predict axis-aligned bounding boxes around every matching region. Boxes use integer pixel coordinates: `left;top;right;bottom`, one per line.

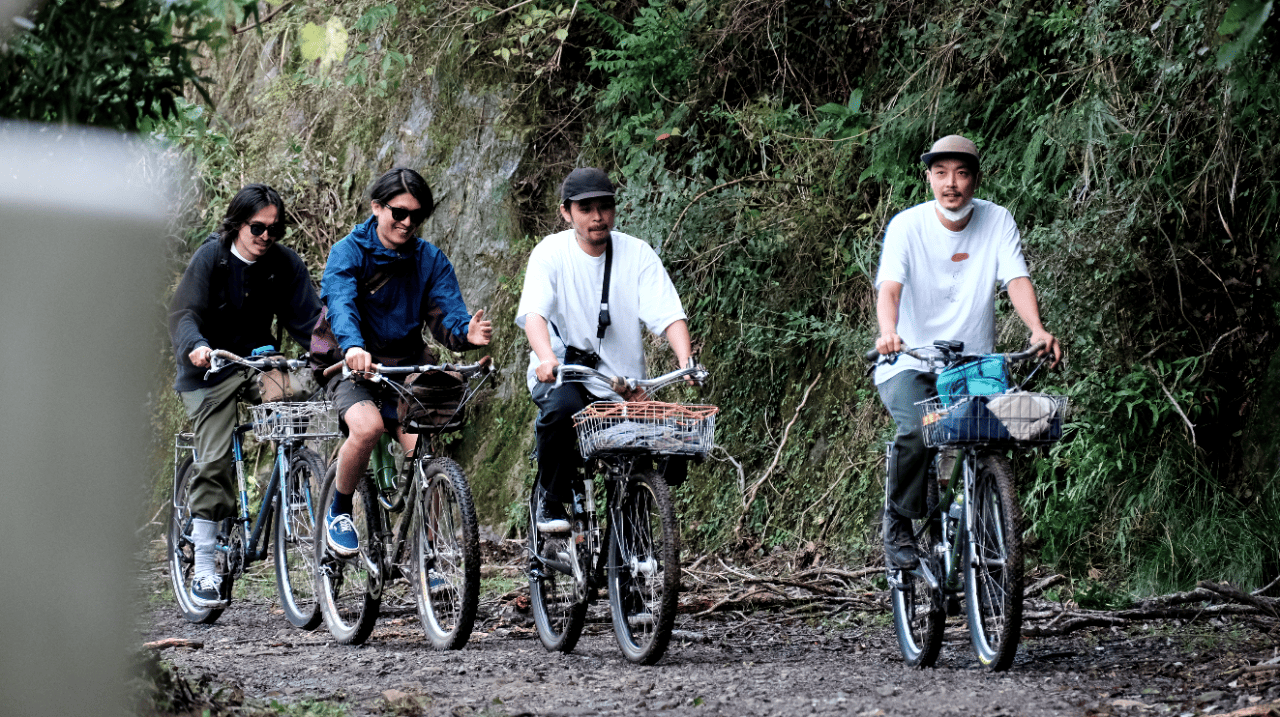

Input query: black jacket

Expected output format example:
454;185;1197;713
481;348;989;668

168;234;322;392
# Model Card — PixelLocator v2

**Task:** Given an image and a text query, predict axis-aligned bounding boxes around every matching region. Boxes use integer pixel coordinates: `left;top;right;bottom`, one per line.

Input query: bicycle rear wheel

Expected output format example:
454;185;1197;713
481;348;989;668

314;461;381;644
607;470;679;665
963;453;1024;671
889;477;944;667
529;488;589;653
273;447;324;630
167;455;230;624
413;457;480;650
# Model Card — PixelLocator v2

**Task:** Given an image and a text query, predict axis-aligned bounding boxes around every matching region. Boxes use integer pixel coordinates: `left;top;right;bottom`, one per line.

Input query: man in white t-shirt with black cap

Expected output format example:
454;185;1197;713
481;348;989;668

517;167;695;532
873;135;1062;569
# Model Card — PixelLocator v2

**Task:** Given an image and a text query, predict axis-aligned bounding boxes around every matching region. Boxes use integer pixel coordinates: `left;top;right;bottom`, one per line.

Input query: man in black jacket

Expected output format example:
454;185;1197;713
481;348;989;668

168;184;321;608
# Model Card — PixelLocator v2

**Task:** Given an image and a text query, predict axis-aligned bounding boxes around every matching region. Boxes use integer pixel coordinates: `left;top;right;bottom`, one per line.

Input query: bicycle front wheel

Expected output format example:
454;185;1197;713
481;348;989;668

607;470;679;665
273;447;324;630
963;453;1024;671
314;461;381;644
529;489;589;654
167;455;229;624
413;457;480;650
890;477;944;667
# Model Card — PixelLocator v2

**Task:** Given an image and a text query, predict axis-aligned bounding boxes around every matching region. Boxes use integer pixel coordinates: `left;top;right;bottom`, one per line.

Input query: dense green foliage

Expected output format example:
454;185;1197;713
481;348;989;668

486;0;1280;592
0;0;264;131
24;0;1274;595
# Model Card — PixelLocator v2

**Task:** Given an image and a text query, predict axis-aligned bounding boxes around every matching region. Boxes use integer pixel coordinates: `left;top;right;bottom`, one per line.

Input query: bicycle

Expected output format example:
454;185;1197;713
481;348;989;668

528;363;713;665
313;357;493;648
168;349;339;628
866;340;1067;671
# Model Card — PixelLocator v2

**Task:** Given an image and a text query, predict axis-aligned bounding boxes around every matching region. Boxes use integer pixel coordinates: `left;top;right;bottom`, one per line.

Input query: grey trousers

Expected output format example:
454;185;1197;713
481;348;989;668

877;369;937;520
179;372;258;521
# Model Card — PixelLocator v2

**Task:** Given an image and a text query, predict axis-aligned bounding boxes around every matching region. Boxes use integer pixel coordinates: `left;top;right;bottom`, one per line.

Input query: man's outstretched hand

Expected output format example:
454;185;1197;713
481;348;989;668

468;309;493;346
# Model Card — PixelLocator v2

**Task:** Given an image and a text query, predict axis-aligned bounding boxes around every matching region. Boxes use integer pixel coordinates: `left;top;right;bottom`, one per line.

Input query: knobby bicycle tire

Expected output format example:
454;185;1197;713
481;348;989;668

607;470;680;665
964;453;1024;671
890;475;945;667
168;456;230;624
413;457;480;650
273;447;325;630
315;462;381;644
529;488;589;654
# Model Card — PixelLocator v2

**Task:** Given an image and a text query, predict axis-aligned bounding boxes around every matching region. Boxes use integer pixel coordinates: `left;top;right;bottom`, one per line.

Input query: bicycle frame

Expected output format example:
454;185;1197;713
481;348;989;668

173;423;302;574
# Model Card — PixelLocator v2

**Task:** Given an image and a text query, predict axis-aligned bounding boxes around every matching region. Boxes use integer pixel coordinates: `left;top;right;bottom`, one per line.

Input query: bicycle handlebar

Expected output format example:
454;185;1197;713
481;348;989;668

864;342;1048;368
327;355;494;382
551;363;709;396
205;349;309;379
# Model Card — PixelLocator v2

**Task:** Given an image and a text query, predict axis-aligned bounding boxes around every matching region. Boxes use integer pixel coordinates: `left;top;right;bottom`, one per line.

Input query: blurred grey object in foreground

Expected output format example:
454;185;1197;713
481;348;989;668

0;122;177;717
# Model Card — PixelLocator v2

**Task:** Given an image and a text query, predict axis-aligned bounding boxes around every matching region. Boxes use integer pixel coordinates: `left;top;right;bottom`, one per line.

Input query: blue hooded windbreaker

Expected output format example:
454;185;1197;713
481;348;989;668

321;215;476;358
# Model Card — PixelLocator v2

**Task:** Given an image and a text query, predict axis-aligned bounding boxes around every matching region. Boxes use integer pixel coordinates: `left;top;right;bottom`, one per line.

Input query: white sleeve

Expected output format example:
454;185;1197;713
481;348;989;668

515;240;557;329
994;211;1030;287
876;214;910;289
636;246;687;335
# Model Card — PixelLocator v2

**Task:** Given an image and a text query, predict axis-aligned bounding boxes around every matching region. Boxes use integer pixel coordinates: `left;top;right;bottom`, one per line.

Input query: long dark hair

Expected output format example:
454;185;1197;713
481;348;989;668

369;168;435;220
217;184;285;241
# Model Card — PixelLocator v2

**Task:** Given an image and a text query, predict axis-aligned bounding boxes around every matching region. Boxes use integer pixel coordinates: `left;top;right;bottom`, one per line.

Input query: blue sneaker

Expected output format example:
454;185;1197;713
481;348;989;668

428;569;448;595
325;503;360;557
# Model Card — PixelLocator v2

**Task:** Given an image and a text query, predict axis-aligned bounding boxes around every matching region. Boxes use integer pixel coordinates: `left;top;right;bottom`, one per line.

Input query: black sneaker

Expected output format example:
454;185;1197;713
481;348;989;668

883;512;921;571
190;575;227;608
535;496;571;534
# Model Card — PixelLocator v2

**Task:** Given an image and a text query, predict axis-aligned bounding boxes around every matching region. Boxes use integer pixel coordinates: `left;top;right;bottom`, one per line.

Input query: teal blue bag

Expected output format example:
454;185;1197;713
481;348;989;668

936;355;1009;407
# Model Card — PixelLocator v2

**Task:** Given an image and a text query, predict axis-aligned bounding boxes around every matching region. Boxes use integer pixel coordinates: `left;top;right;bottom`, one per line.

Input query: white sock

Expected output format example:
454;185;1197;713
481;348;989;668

191;518;219;581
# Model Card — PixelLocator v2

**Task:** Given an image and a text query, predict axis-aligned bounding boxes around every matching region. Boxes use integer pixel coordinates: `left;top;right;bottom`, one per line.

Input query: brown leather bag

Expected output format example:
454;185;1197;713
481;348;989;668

397;370;467;433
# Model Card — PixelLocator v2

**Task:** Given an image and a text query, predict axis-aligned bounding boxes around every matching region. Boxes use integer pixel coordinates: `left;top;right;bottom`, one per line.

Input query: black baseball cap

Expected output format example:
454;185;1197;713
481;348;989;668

560;167;615;202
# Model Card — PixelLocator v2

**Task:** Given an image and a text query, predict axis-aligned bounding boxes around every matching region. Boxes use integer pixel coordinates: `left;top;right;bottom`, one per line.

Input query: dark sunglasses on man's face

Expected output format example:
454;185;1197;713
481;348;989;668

384;203;428;225
248;221;286;238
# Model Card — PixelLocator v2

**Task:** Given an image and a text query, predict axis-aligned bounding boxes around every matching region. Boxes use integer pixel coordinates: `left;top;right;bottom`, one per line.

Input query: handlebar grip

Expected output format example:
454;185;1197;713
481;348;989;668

322;361;345;379
610;376;628;395
210;349;243;362
864;348;882;363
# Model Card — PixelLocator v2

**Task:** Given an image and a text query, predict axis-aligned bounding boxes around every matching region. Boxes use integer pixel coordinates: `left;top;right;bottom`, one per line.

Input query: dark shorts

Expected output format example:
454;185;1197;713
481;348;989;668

331;377;402;435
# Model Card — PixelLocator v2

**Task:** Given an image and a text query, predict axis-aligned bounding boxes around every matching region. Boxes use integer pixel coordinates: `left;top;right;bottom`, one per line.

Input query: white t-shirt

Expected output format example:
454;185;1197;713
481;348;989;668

874;198;1029;385
516;229;687;397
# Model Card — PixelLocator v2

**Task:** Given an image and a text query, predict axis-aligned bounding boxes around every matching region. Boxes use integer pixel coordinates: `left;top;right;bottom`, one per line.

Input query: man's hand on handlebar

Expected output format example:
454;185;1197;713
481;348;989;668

345;346;374;374
535;357;559;383
875;332;904;356
1028;329;1063;368
189;345;213;369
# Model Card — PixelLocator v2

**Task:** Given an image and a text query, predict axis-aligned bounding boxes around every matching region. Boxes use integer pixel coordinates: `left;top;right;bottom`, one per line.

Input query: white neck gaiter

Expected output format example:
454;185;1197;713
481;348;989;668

936;200;974;223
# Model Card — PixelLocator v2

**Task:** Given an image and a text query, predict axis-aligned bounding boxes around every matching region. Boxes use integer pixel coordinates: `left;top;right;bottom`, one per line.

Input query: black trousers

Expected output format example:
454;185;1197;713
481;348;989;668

530;382;690;503
531;381;591;503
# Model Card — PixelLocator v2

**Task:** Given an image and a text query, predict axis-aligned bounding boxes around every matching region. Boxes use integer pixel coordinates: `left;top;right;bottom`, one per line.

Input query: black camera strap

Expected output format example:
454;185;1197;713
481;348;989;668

597;235;612;339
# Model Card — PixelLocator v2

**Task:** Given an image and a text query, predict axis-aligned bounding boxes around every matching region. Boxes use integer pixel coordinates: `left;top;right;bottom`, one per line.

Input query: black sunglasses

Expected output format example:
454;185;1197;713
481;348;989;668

383;203;428;225
247;221;286;238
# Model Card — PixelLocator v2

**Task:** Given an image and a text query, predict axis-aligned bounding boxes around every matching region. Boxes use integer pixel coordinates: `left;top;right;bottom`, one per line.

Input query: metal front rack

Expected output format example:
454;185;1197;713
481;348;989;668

249;401;341;441
573;401;719;459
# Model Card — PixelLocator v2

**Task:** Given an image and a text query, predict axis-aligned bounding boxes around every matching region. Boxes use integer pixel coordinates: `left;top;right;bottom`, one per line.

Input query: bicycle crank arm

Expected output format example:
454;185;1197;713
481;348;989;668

916;560;941;592
538;552;578;578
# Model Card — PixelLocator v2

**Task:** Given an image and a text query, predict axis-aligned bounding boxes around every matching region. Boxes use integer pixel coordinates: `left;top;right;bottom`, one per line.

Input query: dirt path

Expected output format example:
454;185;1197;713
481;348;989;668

140;543;1280;717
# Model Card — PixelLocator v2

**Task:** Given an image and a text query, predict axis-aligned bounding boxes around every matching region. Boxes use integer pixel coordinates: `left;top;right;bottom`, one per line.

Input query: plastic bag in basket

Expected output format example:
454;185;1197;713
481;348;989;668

985;392;1059;441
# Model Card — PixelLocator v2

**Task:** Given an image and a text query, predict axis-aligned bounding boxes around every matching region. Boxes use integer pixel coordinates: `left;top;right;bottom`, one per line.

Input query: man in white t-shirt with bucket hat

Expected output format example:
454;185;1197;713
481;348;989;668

516;167;695;532
873;134;1062;569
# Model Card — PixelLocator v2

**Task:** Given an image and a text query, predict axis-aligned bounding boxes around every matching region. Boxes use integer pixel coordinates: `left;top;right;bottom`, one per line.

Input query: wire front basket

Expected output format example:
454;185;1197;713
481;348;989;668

250;401;341;441
918;392;1068;447
573;401;719;459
